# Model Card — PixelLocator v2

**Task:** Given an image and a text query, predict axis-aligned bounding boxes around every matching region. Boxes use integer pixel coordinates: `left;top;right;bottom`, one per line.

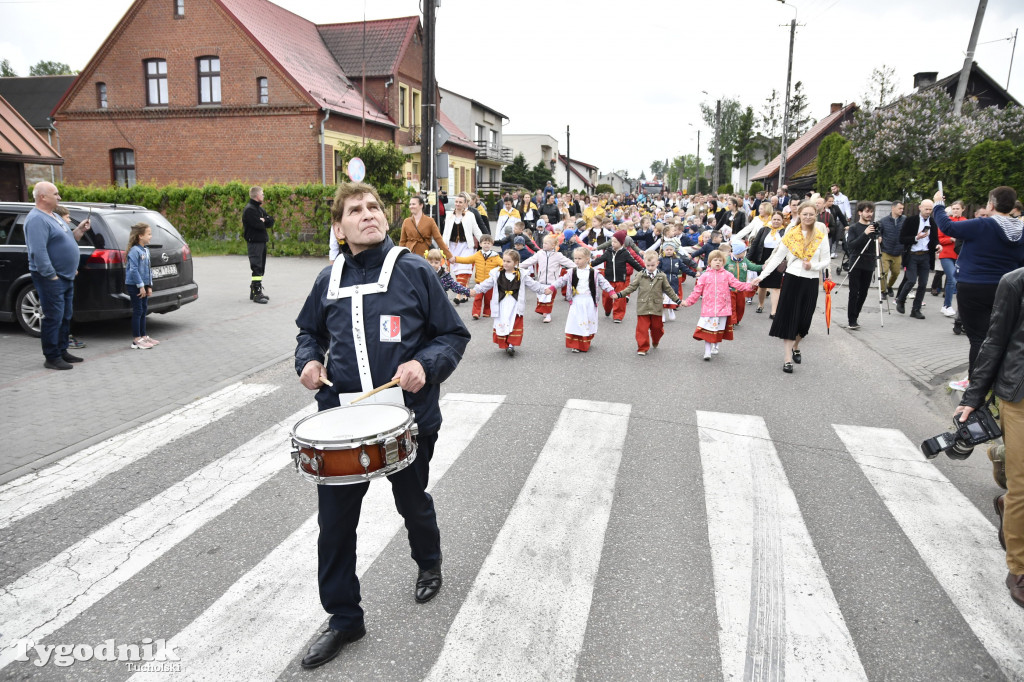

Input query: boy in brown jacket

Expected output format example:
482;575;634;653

617;250;681;355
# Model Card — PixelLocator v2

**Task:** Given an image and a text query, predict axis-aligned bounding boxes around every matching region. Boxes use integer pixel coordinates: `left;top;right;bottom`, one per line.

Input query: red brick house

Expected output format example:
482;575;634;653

0;95;63;201
752;103;858;194
52;0;475;189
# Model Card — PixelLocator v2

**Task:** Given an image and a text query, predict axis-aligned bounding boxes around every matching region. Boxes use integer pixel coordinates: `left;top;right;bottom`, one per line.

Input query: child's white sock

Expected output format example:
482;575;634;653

704;341;713;359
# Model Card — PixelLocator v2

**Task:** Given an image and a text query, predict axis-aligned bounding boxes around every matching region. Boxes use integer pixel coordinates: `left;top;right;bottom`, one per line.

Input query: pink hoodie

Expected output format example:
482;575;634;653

683;268;755;317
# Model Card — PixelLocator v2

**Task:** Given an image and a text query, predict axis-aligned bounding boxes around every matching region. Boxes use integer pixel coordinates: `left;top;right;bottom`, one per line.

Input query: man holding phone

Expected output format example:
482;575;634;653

895;199;937;318
25;182;90;370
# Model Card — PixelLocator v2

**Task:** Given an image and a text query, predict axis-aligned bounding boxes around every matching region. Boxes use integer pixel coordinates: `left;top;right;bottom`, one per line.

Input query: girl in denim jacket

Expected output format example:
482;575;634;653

126;223;158;349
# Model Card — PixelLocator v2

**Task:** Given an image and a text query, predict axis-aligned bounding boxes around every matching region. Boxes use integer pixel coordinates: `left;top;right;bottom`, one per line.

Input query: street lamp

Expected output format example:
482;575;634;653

688;122;701;195
778;0;797;191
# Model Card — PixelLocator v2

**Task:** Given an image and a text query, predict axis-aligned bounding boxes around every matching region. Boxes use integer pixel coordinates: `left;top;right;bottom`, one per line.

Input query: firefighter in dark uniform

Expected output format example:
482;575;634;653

242;186;274;303
294;182;471;670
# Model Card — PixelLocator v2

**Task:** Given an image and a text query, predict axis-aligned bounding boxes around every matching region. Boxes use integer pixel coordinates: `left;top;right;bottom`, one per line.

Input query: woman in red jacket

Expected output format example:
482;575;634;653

934;200;965;317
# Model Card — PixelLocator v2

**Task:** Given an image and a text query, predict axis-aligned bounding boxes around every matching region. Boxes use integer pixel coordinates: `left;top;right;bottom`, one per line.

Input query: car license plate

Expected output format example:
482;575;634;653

152;264;178;279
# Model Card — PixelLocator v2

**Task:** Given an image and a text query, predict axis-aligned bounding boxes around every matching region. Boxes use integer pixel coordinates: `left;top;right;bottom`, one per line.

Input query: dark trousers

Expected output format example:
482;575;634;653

847;269;873;325
897;252;930;312
246;241;267;280
316;432;440;631
128;284;149;338
30;272;73;360
956;281;999;376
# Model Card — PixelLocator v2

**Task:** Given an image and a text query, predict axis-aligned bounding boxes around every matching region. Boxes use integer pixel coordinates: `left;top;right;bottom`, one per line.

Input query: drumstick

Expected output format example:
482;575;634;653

349;378;400;405
318;376;334;387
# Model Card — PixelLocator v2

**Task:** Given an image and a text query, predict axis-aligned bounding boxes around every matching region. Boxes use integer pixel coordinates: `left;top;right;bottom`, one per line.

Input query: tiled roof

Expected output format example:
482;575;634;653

438;109;476;151
559;156;595;189
559;154;597;171
216;0;392;125
0;94;63;164
0;76;76;129
752;102;857;181
317;17;419;78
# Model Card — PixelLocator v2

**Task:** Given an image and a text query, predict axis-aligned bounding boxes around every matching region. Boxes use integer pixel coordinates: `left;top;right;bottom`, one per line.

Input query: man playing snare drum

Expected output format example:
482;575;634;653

294;182;470;669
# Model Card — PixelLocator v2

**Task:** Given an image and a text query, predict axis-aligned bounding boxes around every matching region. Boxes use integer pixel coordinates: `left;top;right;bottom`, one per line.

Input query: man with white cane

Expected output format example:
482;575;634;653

844;201;882;330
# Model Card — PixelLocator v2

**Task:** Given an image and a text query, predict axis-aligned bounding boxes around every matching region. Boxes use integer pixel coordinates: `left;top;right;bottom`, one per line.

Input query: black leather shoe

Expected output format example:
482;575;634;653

300;626;366;669
782;362;794;374
415;556;443;604
61;352;83;363
792;350;802;364
895;301;905;314
44;357;73;370
910;310;925;319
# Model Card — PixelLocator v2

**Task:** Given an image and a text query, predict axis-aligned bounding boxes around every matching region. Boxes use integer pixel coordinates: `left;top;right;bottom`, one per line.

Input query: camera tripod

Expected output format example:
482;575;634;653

832;228;889;327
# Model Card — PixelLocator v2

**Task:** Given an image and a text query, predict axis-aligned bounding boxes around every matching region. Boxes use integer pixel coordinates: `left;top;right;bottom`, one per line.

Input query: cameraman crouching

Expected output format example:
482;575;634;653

957;265;1024;608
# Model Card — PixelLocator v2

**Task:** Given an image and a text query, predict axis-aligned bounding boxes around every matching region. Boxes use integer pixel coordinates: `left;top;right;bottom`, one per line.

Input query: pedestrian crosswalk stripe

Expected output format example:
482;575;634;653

698;412;867;682
0;382;278;532
425;399;631;681
127;393;506;682
0;403;315;672
834;425;1024;680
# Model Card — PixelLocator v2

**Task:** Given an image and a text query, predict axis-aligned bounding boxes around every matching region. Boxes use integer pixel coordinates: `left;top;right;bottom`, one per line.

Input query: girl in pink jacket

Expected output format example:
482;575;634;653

682;250;757;360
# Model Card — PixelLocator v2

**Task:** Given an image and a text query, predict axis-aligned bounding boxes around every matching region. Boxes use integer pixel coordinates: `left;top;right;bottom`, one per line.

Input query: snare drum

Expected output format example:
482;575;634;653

290;404;418;485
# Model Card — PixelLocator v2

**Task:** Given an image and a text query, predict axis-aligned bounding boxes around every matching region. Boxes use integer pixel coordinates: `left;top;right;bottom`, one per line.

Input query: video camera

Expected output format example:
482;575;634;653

921;404;1002;460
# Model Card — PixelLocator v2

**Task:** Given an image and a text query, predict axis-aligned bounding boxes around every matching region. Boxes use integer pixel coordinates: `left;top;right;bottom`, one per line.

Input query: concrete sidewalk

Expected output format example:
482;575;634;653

0;255;329;483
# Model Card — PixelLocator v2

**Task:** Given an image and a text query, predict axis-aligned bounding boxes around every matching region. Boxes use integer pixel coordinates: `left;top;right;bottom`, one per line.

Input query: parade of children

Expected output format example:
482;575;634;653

471;249;549;356
423;191;871;370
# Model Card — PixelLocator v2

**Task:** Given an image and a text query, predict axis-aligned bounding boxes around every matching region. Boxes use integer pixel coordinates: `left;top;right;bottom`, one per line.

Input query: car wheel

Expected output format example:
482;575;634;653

15;284;43;337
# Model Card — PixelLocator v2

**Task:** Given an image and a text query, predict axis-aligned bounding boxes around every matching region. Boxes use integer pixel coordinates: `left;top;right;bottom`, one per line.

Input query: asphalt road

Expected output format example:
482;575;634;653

0;254;1016;682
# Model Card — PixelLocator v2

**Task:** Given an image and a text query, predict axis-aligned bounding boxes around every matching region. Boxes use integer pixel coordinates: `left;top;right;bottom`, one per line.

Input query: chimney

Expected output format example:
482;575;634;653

830;102;843;114
914;72;938;90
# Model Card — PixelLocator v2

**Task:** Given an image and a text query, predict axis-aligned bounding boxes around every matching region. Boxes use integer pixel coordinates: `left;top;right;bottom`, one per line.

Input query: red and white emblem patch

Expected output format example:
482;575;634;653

380;315;401;343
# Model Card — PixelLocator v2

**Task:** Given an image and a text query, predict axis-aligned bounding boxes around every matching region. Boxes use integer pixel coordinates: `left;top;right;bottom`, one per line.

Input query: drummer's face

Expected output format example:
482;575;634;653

334;193;387;255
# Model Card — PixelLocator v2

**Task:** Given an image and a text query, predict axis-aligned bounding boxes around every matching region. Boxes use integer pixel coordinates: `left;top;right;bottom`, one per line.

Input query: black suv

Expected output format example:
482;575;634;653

0;203;199;336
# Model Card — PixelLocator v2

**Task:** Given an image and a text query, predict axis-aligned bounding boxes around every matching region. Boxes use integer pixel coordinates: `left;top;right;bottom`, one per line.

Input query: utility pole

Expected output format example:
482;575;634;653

1009;28;1019;90
361;12;366;144
779;13;796;189
421;0;436;216
566;125;570;191
954;0;988;116
713;99;721;192
695;129;700;194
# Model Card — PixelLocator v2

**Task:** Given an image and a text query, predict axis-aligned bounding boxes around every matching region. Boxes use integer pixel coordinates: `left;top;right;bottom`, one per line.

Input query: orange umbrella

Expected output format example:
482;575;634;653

822;277;837;334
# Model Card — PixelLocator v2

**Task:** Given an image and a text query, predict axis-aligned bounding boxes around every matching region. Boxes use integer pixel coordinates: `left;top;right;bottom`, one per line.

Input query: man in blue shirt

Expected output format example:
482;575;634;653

26;182;90;370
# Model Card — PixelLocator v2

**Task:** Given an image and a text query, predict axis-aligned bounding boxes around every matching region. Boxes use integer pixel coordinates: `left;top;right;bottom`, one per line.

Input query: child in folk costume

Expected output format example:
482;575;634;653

426;249;472;299
681;249;757;360
590;229;646;322
454;234;504;320
548;247;617;353
658;242;698;322
473;249;548;356
521;234;575;323
617;250;681;355
720;240;762;327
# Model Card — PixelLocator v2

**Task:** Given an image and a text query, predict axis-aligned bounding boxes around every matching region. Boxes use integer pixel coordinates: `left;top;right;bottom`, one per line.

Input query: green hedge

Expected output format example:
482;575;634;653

816;133;1024;205
56;182;408;257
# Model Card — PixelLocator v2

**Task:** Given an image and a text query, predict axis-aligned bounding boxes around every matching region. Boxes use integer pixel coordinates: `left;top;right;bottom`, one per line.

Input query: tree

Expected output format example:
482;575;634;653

649;160;666;178
733;106;758;189
334;140;410;221
528;161;554;191
749;181;764;195
595;183;615;195
0;59;16;77
860;65;899;112
701;97;743;187
503;153;531;188
758;89;783;160
639;170;647;181
29;60;76;76
786;81;814;144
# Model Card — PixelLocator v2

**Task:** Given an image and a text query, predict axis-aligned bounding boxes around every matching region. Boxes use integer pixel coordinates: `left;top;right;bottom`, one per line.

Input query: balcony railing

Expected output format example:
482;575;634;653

475;140;512;164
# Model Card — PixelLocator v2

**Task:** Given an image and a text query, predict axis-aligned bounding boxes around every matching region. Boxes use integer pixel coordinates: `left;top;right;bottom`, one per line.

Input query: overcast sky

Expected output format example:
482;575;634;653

2;0;1022;180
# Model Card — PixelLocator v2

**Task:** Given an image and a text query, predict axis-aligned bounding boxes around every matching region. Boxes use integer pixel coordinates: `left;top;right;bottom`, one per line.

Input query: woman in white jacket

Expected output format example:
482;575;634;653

753;201;831;374
473;249;548;356
442;192;483;299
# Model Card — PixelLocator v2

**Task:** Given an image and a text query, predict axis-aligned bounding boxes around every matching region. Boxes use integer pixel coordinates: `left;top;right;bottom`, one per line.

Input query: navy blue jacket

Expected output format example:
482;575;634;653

295;238;471;435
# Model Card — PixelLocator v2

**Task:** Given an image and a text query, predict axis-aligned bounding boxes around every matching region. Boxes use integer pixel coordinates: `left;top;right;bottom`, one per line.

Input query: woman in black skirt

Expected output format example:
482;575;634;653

753;201;832;373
